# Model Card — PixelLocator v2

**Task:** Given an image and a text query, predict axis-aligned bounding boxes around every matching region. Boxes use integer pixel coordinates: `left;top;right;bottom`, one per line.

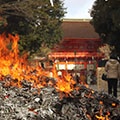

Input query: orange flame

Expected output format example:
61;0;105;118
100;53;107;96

95;101;110;120
112;103;116;107
0;33;76;94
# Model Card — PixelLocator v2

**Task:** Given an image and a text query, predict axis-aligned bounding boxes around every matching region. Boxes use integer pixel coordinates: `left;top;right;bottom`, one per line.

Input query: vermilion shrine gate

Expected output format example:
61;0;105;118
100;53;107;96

48;19;104;78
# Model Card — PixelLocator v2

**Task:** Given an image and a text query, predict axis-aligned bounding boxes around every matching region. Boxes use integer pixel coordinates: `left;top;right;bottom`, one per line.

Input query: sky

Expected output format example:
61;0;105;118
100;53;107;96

63;0;96;19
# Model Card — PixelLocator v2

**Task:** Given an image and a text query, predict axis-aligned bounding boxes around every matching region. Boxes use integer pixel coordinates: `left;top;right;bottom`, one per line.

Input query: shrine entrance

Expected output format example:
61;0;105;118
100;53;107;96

48;19;105;85
49;51;104;85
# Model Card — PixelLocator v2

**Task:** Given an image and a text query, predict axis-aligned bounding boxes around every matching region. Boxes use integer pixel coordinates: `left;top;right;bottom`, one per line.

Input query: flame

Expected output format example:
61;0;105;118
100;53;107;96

52;67;76;93
0;33;76;94
95;101;110;120
112;103;116;107
95;114;110;120
99;101;103;105
86;114;92;120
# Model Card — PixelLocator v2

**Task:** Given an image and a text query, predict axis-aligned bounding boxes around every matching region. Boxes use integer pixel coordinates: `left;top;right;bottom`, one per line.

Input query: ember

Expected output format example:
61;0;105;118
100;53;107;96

0;33;120;120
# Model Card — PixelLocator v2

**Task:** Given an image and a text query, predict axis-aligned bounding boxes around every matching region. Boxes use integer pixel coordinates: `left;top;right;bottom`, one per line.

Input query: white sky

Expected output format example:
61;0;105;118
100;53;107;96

63;0;96;19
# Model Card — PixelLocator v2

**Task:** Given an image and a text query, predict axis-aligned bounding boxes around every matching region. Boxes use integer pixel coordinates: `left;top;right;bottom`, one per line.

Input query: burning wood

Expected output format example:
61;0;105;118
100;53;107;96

0;80;120;120
0;33;120;120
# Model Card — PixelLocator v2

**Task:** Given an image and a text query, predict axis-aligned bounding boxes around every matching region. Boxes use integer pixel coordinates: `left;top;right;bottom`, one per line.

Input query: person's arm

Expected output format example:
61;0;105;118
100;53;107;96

118;63;120;80
105;62;108;73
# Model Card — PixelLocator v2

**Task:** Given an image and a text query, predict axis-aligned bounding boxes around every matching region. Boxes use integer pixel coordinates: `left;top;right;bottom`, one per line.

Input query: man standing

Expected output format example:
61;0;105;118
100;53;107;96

105;55;120;97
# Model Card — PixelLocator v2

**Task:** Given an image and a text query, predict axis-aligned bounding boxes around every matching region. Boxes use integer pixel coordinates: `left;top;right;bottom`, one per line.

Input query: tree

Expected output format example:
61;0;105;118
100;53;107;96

90;0;120;56
0;0;66;56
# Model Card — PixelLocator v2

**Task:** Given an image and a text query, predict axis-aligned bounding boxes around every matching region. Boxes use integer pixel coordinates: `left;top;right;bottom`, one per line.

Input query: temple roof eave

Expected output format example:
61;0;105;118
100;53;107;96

48;52;104;59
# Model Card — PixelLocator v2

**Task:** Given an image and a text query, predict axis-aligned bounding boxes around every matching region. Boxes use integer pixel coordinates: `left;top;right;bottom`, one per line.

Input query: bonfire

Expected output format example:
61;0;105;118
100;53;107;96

0;33;120;120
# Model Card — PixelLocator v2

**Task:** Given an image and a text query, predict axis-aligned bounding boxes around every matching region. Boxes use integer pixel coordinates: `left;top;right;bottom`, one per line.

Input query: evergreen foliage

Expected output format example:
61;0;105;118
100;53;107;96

0;0;66;56
90;0;120;56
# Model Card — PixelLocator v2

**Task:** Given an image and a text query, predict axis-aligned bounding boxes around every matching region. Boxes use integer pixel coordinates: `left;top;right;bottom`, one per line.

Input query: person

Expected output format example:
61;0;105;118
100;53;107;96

41;62;45;69
70;69;79;83
90;71;97;84
105;54;120;97
80;72;86;85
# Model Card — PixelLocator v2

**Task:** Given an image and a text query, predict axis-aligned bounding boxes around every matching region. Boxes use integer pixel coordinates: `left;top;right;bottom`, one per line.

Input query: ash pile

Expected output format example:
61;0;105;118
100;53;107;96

0;77;120;120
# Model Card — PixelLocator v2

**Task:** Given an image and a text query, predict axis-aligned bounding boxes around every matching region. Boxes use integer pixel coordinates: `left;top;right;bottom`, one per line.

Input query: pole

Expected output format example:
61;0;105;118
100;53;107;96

74;50;77;77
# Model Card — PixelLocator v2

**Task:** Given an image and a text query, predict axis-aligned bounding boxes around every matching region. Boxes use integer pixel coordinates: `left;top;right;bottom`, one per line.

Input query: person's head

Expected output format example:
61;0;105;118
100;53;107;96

110;54;116;59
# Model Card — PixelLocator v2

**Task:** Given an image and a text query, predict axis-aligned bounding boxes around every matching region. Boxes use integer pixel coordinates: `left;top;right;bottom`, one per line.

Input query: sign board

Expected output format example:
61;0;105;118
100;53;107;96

56;63;85;70
56;64;65;70
67;64;84;70
87;64;94;70
67;64;75;70
76;64;84;70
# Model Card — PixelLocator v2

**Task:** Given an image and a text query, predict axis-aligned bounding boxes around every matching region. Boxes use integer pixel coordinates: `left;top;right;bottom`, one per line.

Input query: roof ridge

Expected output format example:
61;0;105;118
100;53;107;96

62;18;91;22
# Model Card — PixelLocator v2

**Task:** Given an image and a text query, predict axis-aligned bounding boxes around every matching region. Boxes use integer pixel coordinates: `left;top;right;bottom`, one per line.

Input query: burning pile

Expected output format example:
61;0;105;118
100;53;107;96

0;34;120;120
0;81;120;120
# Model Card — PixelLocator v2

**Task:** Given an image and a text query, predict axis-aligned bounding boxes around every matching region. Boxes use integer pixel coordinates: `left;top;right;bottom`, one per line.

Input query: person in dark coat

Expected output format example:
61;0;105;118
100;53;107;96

105;55;120;97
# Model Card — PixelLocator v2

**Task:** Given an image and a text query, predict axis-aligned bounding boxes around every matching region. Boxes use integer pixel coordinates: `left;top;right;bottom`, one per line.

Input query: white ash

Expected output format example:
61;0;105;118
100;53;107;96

0;79;120;120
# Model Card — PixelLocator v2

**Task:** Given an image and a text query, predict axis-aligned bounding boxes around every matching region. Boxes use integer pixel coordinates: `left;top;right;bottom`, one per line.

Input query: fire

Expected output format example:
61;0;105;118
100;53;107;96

0;33;76;94
112;103;116;107
95;101;110;120
51;67;76;96
0;33;119;119
95;113;110;120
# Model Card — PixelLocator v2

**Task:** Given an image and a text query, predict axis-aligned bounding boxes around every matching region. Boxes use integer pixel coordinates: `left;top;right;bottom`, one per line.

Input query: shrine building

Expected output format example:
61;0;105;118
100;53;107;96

48;19;104;76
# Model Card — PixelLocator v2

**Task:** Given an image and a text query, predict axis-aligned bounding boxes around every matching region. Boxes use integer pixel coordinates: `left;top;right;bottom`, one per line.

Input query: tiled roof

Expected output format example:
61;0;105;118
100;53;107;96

53;38;102;52
62;19;99;38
